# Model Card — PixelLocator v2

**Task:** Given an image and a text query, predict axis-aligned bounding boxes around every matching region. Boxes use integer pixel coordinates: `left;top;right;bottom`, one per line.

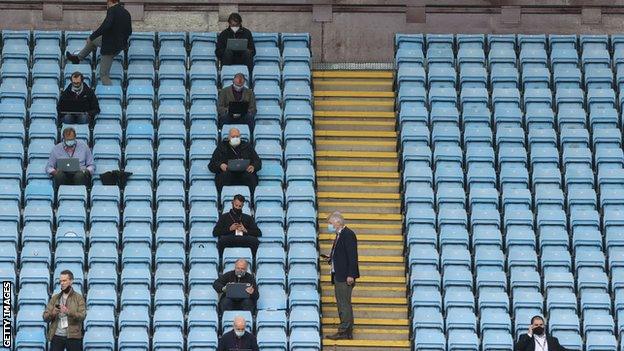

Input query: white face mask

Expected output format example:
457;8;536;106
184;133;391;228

233;84;244;92
230;26;240;33
235;330;245;337
229;137;241;147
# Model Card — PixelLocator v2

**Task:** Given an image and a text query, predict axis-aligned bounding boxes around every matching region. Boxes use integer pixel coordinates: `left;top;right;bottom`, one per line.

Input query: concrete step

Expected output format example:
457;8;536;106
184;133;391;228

322;285;407;299
318;233;404;242
314;98;395;112
317;191;401;202
317;212;402;221
319;244;405;257
318;200;401;214
320;264;405;277
317;179;400;193
314;90;395;98
322;326;409;343
315;138;397;152
316;170;400;180
322;304;408;320
312;70;394;79
315;110;396;119
322;339;410;350
318;223;402;236
315;160;398;172
313;79;393;92
315;130;398;138
322;317;409;327
314;119;396;132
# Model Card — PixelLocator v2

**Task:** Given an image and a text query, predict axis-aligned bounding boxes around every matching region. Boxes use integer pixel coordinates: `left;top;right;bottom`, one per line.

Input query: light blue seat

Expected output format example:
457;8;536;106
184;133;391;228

288;327;320;350
256;263;286;288
288;306;319;330
158;85;187;105
159;42;187;65
254;46;281;65
126;84;155;105
189;64;218;86
119;327;149;351
413;328;446;350
152;327;184;350
282;63;311;84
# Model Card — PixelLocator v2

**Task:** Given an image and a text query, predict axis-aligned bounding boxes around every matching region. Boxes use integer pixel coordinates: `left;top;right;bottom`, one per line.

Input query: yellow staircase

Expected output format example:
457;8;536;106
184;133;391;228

313;70;410;350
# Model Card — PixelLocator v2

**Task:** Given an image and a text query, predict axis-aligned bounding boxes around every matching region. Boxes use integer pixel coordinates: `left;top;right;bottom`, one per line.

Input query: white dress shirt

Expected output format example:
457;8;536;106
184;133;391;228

534;333;548;351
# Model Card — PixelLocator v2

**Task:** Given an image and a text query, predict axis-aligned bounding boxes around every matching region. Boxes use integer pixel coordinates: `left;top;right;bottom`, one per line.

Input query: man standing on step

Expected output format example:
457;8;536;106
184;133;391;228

66;0;132;86
323;211;359;340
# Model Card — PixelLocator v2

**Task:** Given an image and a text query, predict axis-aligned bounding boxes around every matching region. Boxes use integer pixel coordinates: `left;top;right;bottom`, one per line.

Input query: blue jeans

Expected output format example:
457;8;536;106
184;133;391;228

61;113;89;125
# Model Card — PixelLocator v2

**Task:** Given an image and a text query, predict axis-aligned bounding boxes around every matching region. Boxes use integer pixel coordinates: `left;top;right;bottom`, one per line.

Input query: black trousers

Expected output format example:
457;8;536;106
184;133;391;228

219;296;255;314
218;235;259;257
219;112;255;133
215;171;258;195
53;170;90;189
51;335;83;351
222;49;254;76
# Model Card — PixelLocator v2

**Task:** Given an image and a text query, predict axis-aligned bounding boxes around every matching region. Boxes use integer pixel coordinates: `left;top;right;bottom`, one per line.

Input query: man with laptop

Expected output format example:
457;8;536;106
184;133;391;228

215;13;256;75
212;259;259;314
46;127;95;189
208;127;262;195
57;71;100;125
217;73;257;132
217;316;259;351
213;195;262;258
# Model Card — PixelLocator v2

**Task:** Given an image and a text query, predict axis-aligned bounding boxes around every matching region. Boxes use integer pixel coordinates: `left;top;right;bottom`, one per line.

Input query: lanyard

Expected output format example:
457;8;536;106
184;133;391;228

64;146;76;158
535;337;547;351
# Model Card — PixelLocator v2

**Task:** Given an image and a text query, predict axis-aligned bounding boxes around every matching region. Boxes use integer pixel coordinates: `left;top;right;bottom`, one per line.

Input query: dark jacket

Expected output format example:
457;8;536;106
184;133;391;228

90;2;132;55
218;85;257;118
515;333;569;351
215;27;256;60
57;84;100;118
212;269;260;301
208;140;262;175
42;288;86;341
330;226;360;284
213;209;261;238
217;330;259;351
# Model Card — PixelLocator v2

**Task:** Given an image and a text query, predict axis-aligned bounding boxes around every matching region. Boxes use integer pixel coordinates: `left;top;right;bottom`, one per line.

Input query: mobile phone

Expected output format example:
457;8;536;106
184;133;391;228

55;304;60;308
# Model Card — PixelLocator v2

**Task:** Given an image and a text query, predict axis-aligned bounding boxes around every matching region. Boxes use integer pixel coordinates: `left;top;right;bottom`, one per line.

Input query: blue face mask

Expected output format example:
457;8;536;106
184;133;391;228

64;139;76;147
328;223;336;233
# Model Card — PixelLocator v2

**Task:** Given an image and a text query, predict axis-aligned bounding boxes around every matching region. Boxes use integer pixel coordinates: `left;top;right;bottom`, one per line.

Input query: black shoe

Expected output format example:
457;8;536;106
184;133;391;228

65;51;80;64
326;332;353;340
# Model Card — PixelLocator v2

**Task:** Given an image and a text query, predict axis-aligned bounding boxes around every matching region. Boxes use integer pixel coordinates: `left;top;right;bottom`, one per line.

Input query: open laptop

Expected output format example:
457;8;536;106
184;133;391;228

228;159;250;172
56;158;80;173
225;283;251;299
227;38;248;51
229;101;249;117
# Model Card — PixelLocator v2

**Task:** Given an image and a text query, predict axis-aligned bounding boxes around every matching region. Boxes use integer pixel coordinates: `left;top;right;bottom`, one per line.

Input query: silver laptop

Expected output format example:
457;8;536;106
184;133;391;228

227;39;248;51
56;158;80;173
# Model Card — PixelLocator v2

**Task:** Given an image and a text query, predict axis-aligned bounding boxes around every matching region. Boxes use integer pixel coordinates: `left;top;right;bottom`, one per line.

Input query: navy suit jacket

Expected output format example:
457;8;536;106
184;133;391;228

330;226;360;283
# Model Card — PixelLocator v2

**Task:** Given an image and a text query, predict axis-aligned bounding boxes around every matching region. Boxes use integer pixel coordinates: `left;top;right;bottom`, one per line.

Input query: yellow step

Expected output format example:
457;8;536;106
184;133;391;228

359;255;404;263
318;200;401;208
314;79;393;87
314;90;395;98
319;243;404;251
323;328;409;335
318;212;402;221
322;296;407;305
322;286;406;293
322;339;410;348
315;130;397;138
316;160;397;168
314;119;396;127
315;110;395;118
316;150;397;158
319;233;404;241
323;305;407;313
313;70;394;79
322;317;409;326
320;275;406;283
316;139;397;147
317;192;401;200
317;180;399;190
319;222;403;230
316;170;399;179
314;100;395;107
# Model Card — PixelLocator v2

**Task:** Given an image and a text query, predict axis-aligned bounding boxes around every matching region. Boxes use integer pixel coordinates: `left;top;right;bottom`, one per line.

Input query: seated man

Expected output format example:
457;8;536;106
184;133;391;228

215;12;256;75
46;127;95;189
213;259;259;313
57;72;100;125
213;194;261;256
218;73;257;132
217;315;259;351
208;127;262;195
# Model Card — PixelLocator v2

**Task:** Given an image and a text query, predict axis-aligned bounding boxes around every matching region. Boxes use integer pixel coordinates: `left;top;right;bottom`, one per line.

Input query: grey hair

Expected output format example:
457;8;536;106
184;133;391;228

233;315;246;326
235;258;249;267
327;211;345;225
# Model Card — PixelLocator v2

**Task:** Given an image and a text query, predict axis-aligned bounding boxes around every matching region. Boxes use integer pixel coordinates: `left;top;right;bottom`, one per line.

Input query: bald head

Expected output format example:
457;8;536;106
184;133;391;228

229;128;241;139
234;316;246;331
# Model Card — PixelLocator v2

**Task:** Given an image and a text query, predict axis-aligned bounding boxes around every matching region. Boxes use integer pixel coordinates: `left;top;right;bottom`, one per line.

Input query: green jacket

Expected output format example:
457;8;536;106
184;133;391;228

42;289;86;340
